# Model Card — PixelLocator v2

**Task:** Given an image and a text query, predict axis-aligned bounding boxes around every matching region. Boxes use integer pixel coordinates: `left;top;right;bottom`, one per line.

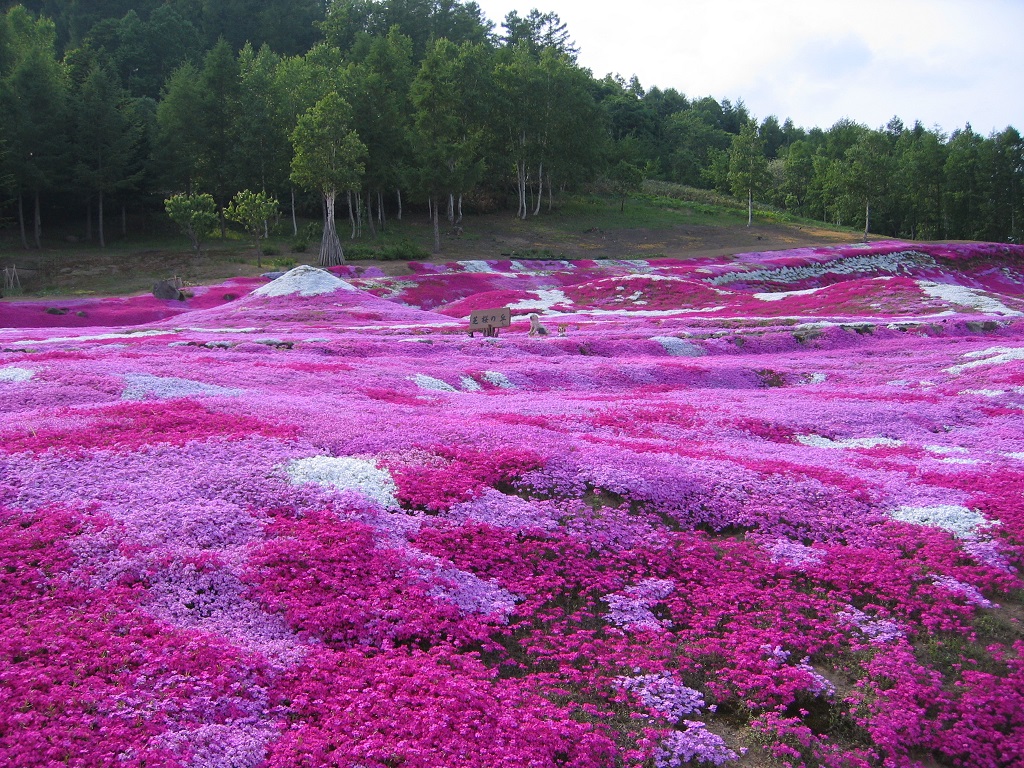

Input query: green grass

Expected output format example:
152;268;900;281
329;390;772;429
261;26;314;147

548;194;746;232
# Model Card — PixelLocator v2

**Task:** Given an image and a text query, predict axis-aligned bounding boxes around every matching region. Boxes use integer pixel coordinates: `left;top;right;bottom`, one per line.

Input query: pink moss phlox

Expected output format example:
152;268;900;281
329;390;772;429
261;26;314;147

262;646;618;768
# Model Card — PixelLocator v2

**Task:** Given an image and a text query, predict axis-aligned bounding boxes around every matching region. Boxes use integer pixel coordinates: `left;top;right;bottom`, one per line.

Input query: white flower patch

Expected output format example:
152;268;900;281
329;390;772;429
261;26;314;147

3;329;171;346
251;265;355;297
0;367;34;383
917;281;1021;317
121;373;243;400
1004;452;1024;461
797;435;902;450
800;372;828;385
285;456;399;509
946;346;1024;375
458;260;498;273
888;505;995;538
507;289;569;312
459;375;482;392
509;260;573;272
710;251;936;286
482;371;516;389
408;373;457;392
960;389;1006;397
752;286;826;302
652;337;705;357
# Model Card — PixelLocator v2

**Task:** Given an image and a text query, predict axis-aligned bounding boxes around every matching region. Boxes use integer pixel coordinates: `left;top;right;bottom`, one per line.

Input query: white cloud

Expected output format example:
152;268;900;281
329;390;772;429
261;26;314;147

474;0;1023;133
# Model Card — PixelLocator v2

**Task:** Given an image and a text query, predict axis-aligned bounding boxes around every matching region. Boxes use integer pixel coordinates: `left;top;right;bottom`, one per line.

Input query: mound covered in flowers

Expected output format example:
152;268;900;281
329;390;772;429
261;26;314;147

2;242;1023;768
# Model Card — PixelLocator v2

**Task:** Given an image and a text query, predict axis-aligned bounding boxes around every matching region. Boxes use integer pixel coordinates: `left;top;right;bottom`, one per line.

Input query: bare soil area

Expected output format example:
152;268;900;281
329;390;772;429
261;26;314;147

1;210;866;298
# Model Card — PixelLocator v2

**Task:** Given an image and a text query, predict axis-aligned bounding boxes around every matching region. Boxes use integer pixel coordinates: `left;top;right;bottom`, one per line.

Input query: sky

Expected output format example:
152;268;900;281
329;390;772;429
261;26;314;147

472;0;1024;136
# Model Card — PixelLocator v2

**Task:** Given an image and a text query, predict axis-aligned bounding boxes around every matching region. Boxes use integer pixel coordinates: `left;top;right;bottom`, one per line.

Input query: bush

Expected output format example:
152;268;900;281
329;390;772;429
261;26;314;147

345;244;377;261
380;240;430;261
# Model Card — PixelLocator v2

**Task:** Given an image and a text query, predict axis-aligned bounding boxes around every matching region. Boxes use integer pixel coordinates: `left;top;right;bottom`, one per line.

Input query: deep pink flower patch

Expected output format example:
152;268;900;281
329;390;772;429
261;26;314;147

263;646;617;768
0;399;297;454
384;445;544;512
0;508;274;768
245;512;497;649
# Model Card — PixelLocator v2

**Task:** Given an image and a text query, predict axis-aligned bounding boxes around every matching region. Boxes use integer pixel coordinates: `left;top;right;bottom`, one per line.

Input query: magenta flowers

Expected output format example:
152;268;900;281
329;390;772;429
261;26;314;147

2;240;1023;767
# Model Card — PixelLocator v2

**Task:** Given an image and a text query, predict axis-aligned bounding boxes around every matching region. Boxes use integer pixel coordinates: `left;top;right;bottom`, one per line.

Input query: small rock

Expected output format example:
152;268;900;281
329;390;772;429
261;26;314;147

153;280;185;301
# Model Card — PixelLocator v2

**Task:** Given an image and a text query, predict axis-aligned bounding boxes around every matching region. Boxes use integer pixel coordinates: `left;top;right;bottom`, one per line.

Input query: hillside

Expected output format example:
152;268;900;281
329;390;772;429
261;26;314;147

1;195;865;299
1;240;1023;767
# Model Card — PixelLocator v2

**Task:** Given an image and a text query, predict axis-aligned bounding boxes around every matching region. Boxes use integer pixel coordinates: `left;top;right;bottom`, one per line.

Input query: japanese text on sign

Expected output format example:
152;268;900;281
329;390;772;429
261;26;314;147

468;308;512;328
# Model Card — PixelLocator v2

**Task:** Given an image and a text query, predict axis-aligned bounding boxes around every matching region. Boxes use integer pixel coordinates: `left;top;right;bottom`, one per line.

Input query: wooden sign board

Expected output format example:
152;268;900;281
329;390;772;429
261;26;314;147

469;307;512;337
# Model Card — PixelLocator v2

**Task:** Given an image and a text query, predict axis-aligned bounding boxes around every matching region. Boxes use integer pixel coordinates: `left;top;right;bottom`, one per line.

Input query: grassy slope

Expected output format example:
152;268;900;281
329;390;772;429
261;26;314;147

0;190;868;299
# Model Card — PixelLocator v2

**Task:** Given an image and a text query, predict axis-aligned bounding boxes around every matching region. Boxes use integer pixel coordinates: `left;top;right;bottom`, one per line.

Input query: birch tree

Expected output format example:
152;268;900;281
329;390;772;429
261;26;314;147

728;119;769;226
290;92;366;266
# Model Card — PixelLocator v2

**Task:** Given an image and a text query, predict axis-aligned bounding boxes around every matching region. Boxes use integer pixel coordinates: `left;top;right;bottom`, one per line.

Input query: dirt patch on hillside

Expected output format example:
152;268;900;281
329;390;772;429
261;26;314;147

362;216;866;277
2;214;867;296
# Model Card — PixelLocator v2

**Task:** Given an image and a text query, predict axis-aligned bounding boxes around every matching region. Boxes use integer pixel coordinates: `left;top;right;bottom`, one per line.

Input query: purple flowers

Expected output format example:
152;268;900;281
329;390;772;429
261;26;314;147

1;240;1023;766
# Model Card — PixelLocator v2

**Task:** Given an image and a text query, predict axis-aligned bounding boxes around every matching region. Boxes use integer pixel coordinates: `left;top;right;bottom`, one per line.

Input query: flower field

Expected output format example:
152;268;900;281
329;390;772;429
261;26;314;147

2;240;1023;768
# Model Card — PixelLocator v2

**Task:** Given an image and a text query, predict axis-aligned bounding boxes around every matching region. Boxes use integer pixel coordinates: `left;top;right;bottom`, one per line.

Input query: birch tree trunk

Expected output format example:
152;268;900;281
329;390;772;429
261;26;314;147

747;189;753;227
456;195;463;225
320;191;345;266
33;192;42;249
430;196;441;253
396;189;402;221
366;190;377;237
533;163;543;216
447;193;454;223
98;190;105;249
17;195;28;250
291;189;298;236
864;200;870;242
348;190;356;239
517;162;528;220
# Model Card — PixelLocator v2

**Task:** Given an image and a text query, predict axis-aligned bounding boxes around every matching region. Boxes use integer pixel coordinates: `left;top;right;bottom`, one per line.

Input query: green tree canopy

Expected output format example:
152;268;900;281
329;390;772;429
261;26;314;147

164;191;218;256
290;91;367;266
226;188;279;267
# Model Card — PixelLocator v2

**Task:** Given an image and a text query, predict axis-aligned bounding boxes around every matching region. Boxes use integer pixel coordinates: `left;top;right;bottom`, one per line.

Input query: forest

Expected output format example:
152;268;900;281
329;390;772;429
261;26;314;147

1;0;1022;258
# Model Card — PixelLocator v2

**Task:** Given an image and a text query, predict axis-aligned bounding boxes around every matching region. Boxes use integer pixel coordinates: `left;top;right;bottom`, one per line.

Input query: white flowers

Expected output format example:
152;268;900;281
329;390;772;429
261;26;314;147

121;373;243;400
408;373;458;392
651;337;705;357
285;456;399;510
0;367;34;382
252;265;355;297
946;346;1024;375
797;434;902;450
917;281;1021;316
888;505;995;538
